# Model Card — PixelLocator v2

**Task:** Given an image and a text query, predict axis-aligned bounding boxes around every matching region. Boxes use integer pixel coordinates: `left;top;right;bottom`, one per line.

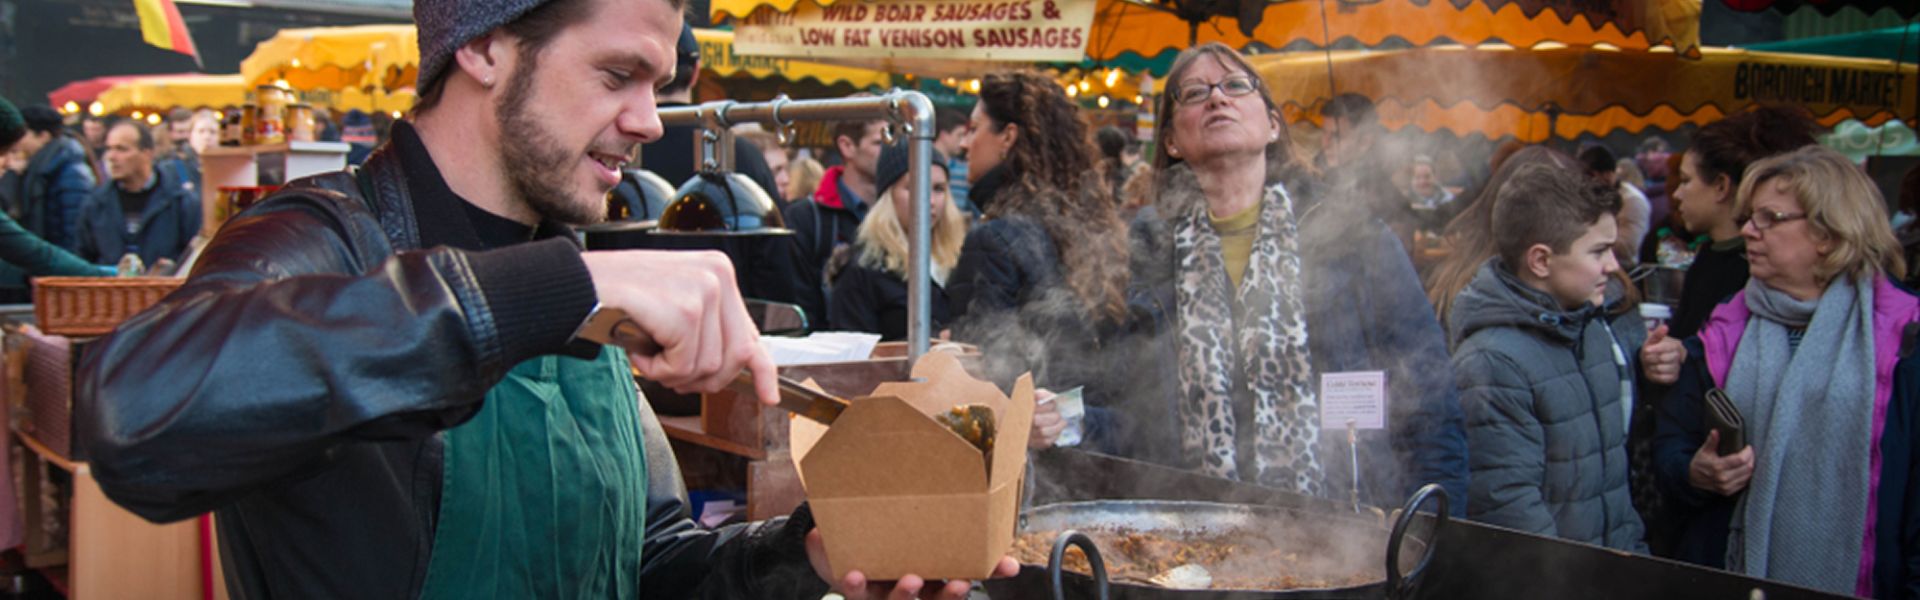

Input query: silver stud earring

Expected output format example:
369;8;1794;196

483;76;494;87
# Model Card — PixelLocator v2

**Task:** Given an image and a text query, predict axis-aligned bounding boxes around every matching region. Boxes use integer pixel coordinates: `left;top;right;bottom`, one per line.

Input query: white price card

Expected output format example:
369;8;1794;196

1319;371;1387;430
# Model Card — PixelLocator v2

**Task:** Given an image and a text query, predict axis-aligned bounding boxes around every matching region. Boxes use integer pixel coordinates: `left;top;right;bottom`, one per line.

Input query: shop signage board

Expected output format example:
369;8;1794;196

733;0;1096;63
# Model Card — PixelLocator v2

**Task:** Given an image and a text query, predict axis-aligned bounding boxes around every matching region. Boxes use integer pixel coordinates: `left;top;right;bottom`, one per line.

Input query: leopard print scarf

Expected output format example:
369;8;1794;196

1171;180;1325;495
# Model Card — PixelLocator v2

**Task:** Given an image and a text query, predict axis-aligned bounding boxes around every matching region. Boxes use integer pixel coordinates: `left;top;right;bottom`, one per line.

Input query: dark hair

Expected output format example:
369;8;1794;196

1322;92;1378;129
104;117;155;151
1687;105;1820;194
659;22;700;96
413;0;598;113
1426;146;1583;321
934;106;968;134
1491;163;1621;270
19;105;63;135
976;70;1129;321
1576;144;1617;178
1095;126;1128;160
833;119;881;150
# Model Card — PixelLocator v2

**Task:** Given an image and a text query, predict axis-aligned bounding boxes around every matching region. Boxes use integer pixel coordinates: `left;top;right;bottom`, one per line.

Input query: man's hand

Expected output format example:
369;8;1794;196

1688;430;1754;496
1640;324;1685;385
580;250;777;406
806;529;1020;600
1029;388;1064;450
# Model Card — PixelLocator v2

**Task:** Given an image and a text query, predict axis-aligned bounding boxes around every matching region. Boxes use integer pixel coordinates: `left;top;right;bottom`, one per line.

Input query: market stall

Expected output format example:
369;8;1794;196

1251;44;1919;142
710;0;1703;78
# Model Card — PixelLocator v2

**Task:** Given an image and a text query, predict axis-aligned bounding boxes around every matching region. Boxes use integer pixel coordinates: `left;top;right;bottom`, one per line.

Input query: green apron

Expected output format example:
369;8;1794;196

417;348;649;598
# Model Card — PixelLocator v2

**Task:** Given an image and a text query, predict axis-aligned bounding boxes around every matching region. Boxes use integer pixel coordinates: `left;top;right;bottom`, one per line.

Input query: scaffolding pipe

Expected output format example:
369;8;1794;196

656;91;938;365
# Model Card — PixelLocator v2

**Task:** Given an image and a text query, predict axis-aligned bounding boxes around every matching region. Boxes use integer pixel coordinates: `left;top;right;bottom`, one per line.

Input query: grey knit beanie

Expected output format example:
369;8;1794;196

0;97;23;152
874;139;950;198
415;0;554;96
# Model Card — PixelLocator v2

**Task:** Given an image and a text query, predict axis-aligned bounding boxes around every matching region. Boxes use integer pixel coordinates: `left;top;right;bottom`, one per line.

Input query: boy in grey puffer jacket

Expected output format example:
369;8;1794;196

1448;163;1650;552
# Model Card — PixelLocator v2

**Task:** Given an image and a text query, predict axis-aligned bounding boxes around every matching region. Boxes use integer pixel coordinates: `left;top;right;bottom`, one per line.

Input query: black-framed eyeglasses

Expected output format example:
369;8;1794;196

1740;209;1809;231
1173;75;1258;106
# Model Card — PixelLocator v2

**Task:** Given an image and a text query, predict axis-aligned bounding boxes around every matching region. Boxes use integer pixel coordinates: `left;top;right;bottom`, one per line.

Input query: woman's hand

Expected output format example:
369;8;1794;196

1688;430;1755;496
1029;388;1064;450
1640;324;1685;385
807;529;1020;599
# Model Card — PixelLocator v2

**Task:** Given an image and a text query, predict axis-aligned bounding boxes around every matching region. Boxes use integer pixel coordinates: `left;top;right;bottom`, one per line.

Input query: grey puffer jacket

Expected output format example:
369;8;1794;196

1448;259;1649;552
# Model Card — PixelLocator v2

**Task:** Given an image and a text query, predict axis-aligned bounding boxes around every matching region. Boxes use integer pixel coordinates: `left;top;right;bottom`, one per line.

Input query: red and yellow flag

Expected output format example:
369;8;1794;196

133;0;200;63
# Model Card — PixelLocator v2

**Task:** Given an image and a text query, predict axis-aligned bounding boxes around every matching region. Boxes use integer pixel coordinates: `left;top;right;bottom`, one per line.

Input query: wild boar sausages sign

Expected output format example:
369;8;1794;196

733;0;1096;63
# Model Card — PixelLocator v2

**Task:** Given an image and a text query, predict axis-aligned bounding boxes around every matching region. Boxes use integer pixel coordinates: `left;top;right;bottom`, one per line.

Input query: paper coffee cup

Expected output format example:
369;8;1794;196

1640;303;1672;331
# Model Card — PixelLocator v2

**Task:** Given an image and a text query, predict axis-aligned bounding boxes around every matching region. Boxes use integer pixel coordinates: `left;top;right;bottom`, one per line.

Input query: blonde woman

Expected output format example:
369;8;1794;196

1654;145;1920;597
786;155;824;206
828;141;965;340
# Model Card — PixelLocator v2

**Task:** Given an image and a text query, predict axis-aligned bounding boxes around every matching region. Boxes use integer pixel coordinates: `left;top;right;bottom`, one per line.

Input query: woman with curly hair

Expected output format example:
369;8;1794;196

947;70;1131;452
1117;42;1466;511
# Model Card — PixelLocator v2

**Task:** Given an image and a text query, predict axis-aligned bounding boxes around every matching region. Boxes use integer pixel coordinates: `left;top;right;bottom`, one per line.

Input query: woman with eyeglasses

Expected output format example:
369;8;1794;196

1113;43;1467;512
1667;107;1822;339
1652;145;1920;597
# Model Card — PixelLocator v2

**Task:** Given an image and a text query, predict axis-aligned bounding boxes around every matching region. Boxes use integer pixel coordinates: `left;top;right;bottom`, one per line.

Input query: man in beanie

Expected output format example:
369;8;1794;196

8;104;93;251
73;0;1010;598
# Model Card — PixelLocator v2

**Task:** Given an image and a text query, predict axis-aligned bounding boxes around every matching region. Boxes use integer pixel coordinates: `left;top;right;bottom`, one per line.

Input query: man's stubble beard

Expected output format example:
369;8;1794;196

496;60;606;226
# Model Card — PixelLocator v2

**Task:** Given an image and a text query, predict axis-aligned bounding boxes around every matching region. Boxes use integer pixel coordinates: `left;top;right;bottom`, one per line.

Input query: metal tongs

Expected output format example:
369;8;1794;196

574;306;851;425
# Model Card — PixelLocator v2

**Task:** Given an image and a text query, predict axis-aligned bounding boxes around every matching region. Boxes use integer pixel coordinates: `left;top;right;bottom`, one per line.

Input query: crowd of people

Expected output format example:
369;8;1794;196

724;39;1917;599
6;0;1915;595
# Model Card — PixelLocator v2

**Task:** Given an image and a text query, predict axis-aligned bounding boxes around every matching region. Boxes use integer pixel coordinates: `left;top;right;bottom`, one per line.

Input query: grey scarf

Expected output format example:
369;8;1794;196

1724;276;1875;594
1169;171;1324;495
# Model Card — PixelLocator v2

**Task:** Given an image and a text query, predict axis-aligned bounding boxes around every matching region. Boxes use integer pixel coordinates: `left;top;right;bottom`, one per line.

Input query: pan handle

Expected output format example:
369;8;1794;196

1385;483;1448;600
1048;530;1109;600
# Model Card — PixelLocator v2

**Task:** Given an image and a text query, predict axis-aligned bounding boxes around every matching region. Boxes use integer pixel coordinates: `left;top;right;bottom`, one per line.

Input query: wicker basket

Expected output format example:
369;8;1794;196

31;277;183;337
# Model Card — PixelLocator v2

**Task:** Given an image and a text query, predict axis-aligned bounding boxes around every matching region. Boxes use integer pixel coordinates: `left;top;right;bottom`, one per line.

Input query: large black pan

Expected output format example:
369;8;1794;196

983;484;1447;600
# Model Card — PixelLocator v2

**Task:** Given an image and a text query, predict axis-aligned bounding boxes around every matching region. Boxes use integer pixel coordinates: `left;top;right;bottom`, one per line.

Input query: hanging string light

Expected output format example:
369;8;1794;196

1097;95;1110;108
1104;68;1120;88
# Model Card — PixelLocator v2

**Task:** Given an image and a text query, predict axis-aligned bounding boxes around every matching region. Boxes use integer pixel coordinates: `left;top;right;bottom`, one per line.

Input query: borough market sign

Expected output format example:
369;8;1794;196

733;0;1097;63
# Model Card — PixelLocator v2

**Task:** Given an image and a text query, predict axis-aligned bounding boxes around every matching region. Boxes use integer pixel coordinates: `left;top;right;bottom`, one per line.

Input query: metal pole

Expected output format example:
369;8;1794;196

900;92;936;366
710;100;739;172
656;91;939;365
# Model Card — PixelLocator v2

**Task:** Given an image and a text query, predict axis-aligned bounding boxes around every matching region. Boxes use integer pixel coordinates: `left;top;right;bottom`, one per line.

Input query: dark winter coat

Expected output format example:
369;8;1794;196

946;168;1126;455
17;136;95;251
1448;259;1650;551
77;165;201;266
828;244;952;342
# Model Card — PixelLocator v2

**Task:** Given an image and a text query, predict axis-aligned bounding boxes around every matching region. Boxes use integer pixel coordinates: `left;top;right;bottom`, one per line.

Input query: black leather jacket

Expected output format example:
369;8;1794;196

74;134;824;599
